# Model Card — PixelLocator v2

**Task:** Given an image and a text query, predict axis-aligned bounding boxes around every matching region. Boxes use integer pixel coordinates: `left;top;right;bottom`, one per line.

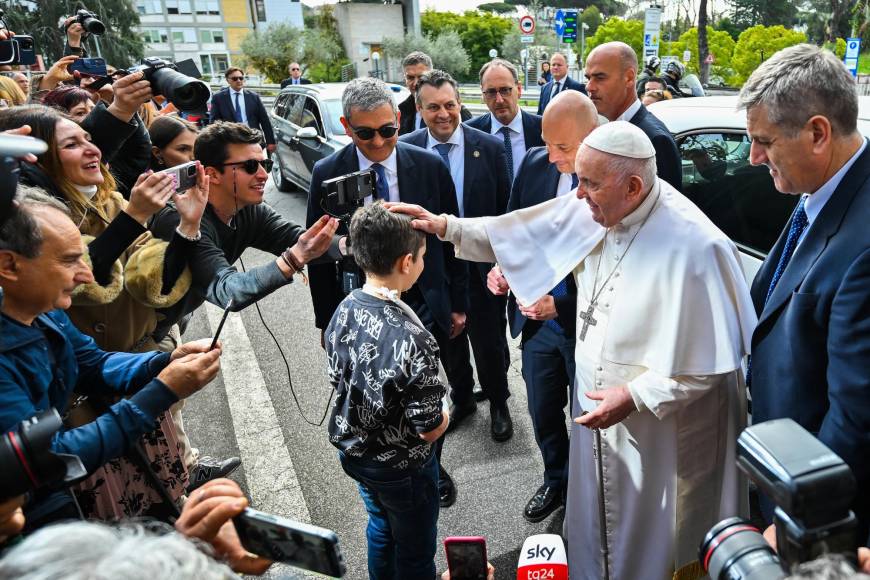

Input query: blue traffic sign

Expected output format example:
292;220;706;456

844;38;861;77
562;10;578;44
554;9;565;36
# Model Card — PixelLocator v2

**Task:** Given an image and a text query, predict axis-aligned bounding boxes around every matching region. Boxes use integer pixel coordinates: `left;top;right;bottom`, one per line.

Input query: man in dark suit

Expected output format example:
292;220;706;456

536;53;586;115
401;70;513;442
466;58;544;182
280;62;311;88
584;42;681;191
209;67;275;153
306;77;468;508
738;44;870;543
487;91;599;523
398;51;471;135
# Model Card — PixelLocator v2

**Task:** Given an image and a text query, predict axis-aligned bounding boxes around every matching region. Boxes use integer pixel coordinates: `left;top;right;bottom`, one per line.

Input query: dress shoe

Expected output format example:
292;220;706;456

490;403;513;442
447;401;477;433
472;384;488;402
523;484;563;523
187;455;242;493
439;466;456;508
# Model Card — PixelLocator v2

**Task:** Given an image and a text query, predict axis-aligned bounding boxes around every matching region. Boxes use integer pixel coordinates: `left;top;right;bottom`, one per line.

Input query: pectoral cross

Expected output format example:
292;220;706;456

579;303;597;341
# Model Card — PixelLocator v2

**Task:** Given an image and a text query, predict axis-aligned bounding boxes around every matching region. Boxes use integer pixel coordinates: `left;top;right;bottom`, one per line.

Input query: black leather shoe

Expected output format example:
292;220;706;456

439;467;456;508
447;401;477;433
473;385;488;402
524;484;563;523
490;403;513;442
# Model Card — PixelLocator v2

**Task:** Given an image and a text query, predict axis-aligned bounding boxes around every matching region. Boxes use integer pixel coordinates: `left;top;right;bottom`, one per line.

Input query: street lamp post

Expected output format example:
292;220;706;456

372;51;381;79
580;22;589;69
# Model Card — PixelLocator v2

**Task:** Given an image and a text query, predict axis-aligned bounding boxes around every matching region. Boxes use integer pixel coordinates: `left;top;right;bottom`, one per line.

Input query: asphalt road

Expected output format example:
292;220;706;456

181;176;569;579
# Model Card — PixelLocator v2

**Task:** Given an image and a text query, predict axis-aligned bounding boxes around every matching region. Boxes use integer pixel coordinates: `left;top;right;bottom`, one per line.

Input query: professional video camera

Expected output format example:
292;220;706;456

699;418;860;579
122;57;210;112
65;9;105;36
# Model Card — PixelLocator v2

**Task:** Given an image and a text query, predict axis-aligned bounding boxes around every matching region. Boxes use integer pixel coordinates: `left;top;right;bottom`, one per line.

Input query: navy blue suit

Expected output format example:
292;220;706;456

401;125;512;406
465;110;545;151
628;104;681;191
536;76;586;116
305;142;469;337
750;142;870;541
209;88;275;146
506;146;577;490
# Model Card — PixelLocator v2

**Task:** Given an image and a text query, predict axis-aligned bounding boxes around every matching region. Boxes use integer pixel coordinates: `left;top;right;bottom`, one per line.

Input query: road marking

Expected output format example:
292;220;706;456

205;302;311;523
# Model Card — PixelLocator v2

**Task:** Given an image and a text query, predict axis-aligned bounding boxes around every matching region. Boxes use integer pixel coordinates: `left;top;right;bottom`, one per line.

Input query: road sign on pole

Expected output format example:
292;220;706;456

562;11;578;44
519;15;535;35
845;38;861;77
554;9;565;36
643;7;662;60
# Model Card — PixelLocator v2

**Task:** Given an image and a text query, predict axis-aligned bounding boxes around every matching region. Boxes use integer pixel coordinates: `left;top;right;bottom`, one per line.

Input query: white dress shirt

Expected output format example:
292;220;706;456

491;110;527;179
556;172;577;197
617;98;643;122
230;89;248;124
427;126;466;216
356;147;399;203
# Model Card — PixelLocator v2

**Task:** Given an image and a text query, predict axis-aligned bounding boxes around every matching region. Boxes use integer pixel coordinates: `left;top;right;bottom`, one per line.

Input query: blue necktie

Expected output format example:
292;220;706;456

434;143;452;170
571;173;579;190
371;163;389;201
499;126;514;182
747;196;808;386
233;92;242;123
551;80;561;100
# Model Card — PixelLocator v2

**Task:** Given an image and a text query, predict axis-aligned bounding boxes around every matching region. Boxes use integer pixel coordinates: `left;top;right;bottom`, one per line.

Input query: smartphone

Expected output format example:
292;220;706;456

157;160;198;193
233;507;346;578
0;134;48;158
445;536;488;580
68;57;108;78
0;36;36;66
209;298;233;351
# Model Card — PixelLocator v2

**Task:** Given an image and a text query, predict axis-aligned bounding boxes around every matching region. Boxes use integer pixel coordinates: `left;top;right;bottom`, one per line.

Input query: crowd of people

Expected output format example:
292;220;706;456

0;15;868;580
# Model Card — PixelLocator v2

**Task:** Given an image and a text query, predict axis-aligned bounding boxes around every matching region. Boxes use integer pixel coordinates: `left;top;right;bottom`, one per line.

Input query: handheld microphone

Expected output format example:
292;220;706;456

517;534;568;580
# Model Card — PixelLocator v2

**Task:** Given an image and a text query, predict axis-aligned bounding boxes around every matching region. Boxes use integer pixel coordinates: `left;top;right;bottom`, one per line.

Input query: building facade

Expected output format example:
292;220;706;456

135;0;303;82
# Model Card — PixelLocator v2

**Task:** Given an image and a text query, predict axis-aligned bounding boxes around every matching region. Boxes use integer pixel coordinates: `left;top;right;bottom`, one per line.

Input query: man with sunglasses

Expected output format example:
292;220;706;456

280;63;310;88
398;51;471;136
305;77;468;508
209;68;276;154
148;121;339;342
466;58;544;182
401;69;513;442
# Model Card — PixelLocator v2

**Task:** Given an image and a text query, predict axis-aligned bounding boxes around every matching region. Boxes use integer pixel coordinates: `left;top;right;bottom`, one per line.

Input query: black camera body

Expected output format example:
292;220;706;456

126;57;210;112
68;9;105;36
700;419;859;579
321;169;375;217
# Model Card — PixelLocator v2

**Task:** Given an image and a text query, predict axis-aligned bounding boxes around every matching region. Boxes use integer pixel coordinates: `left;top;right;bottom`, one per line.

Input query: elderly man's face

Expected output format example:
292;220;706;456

341;103;398;163
418;82;461;143
550;55;568;81
404;63;429;93
2;207;94;316
575;146;644;226
289;63;302;79
585;49;635;121
12;73;29;94
481;65;520;125
746;104;817;195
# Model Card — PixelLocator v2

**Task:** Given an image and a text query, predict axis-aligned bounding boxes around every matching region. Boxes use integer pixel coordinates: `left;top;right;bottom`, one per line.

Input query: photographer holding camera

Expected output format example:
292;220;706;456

61;11;104;59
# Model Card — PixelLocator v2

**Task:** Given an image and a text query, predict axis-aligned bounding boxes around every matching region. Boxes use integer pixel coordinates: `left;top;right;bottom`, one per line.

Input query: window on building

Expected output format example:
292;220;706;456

254;0;267;21
200;55;212;76
136;0;162;14
213;54;230;74
166;0;192;14
195;0;220;14
171;28;197;43
199;29;224;43
142;29;169;43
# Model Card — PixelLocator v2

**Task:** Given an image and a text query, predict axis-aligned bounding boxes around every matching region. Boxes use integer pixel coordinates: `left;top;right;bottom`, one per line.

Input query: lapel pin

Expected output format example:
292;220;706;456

473;150;480;158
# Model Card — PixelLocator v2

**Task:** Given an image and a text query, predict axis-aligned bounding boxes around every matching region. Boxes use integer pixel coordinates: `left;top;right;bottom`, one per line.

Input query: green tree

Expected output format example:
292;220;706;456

383;31;471;79
580;6;602;36
728;0;798;30
822;38;847;58
478;2;515;14
1;0;144;67
730;25;806;86
422;9;513;81
240;24;344;83
667;27;736;81
583;17;643;61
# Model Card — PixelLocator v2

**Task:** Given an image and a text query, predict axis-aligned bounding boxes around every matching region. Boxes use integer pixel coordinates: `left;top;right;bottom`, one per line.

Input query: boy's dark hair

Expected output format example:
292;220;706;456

224;67;244;79
194;121;263;169
350;202;425;276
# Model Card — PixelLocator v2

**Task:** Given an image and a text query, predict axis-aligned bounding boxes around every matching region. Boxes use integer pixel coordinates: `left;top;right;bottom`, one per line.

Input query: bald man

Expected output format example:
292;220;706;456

536;53;586;115
486;91;600;522
584;42;682;190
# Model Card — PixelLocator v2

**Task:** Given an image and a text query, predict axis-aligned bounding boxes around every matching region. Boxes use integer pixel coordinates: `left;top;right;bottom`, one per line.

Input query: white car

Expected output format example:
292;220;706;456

646;95;870;280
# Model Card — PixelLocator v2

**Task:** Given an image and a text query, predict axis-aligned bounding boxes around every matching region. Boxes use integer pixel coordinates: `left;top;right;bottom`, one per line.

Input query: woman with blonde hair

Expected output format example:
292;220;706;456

0;75;27;108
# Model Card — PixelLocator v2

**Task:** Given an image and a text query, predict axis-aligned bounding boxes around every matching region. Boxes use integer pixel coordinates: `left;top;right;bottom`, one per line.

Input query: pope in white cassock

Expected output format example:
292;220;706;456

390;121;757;580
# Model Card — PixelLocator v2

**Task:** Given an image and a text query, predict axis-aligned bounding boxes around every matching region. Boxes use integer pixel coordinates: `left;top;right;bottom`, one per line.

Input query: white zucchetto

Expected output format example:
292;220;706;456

583;120;655;159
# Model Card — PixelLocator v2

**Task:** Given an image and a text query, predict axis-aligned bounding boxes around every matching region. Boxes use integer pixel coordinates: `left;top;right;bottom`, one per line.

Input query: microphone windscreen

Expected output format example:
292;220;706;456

517;534;569;580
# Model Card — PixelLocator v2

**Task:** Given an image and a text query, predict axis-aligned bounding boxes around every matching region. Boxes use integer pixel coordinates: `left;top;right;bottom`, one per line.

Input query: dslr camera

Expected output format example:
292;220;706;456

125;57;210;112
65;9;105;36
699;419;860;579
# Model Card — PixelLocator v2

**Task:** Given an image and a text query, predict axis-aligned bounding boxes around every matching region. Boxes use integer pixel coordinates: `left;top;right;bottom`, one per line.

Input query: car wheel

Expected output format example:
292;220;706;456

271;155;294;192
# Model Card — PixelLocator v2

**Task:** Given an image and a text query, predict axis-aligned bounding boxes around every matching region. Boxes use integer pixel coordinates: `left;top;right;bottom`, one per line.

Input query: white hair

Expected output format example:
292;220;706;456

0;522;239;580
342;77;397;121
607;153;657;193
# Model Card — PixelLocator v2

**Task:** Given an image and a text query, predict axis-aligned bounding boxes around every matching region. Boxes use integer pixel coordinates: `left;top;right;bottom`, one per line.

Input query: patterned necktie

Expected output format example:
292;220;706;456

233;92;242;123
434;143;452;170
765;196;809;304
551;81;561;99
371;163;389;201
499;126;514;182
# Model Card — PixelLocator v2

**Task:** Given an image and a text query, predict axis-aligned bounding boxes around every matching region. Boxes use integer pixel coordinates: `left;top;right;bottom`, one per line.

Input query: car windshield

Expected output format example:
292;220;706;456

323;100;346;135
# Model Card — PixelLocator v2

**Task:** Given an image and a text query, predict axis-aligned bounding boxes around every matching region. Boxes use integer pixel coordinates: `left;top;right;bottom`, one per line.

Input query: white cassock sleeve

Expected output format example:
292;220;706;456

441;215;497;263
626;372;729;419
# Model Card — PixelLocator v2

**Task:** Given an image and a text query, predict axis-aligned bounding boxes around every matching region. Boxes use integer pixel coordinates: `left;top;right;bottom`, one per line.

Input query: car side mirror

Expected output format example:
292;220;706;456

297;127;319;140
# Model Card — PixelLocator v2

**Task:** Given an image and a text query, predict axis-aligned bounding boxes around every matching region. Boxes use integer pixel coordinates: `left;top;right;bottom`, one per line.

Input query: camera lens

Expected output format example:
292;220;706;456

0;410;66;500
150;67;210;111
700;517;785;580
186;164;197;177
80;13;105;35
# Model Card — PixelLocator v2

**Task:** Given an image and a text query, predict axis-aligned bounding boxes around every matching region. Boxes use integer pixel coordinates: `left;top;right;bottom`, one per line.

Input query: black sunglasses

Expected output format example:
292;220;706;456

220;159;273;174
228;76;244;81
351;125;399;141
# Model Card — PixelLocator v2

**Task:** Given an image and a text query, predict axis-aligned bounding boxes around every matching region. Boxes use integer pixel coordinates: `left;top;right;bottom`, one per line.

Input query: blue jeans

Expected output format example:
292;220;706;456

339;450;440;580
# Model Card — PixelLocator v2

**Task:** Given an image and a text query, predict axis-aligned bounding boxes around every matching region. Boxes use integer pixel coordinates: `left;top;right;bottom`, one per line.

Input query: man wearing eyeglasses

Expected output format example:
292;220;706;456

401;69;513;443
280;62;311;89
305;77;468;508
209;68;276;154
148;121;339;341
398;51;472;135
466;58;544;182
